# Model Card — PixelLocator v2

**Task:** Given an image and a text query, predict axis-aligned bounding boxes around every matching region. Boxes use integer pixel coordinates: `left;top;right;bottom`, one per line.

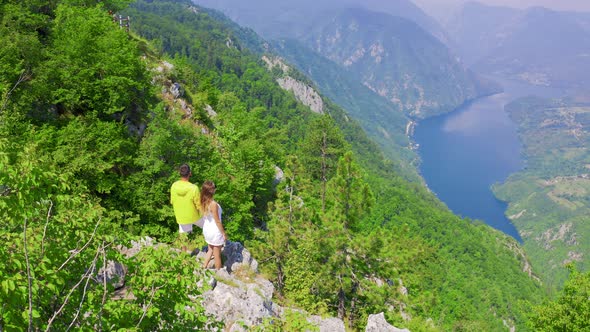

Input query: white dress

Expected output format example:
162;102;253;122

202;203;224;246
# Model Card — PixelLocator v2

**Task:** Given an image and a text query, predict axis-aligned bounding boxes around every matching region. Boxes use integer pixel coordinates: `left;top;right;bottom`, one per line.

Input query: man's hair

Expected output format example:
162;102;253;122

179;164;191;178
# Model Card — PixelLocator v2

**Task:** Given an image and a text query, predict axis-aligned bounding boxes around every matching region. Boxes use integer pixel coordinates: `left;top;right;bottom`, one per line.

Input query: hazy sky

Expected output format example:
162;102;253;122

415;0;590;11
413;0;590;22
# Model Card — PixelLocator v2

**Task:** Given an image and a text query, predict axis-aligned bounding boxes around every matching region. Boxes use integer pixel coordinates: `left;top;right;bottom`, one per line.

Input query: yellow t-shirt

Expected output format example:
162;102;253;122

170;180;202;225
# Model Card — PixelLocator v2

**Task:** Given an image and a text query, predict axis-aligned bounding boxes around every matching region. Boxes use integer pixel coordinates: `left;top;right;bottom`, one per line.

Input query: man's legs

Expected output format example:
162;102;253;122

178;224;194;253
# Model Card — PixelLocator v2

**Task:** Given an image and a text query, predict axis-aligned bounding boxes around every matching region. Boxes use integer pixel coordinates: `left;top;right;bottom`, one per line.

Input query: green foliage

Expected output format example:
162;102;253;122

38;4;150;118
325;151;374;230
0;0;553;330
252;309;320;332
0;136;214;330
529;266;590;331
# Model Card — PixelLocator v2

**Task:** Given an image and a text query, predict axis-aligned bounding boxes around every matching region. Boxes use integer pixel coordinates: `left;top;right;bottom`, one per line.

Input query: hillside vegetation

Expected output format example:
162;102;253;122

494;96;590;288
1;0;578;330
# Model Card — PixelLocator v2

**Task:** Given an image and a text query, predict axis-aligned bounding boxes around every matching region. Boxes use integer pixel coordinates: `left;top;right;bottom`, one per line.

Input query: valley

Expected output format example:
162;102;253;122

1;0;589;330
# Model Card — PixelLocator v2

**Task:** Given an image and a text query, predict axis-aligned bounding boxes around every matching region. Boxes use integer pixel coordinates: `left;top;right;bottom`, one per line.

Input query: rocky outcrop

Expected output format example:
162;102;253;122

197;241;258;273
276;76;324;114
111;238;410;331
307;316;346;331
96;260;126;289
202;268;277;330
366;313;410;332
262;55;324;114
262;55;289;73
504;239;542;283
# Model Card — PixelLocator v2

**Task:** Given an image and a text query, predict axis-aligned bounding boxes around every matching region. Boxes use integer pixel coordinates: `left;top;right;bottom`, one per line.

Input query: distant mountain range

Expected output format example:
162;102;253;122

300;7;497;118
447;2;590;89
193;0;496;120
192;0;448;43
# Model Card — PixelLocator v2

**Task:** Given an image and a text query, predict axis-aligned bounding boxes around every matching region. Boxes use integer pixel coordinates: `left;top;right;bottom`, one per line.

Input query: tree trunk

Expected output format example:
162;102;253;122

338;286;345;320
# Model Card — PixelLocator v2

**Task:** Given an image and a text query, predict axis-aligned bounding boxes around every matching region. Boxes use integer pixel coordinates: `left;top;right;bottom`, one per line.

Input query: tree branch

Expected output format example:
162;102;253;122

136;283;159;329
98;242;108;332
24;218;34;332
46;241;102;332
40;200;54;259
1;70;31;113
58;218;102;272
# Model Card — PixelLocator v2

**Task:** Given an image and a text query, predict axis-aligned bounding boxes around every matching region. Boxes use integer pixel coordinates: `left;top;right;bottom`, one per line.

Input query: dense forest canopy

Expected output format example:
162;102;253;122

1;0;587;330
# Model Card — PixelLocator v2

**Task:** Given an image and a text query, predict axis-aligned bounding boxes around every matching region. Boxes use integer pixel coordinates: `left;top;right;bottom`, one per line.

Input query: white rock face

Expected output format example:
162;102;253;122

276;76;324;114
365;312;410;332
261;55;290;73
307;316;346;332
202;269;277;329
262;55;324;114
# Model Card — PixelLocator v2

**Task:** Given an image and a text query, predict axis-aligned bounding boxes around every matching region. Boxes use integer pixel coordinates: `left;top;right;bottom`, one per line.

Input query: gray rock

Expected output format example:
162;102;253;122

222;241;259;273
118;236;156;258
398;278;408;296
202;270;275;328
307;316;345;332
155;61;174;73
365;312;410;332
276;76;324;114
205;104;217;118
96;260;126;289
179;99;192;118
170;82;183;99
274;166;284;185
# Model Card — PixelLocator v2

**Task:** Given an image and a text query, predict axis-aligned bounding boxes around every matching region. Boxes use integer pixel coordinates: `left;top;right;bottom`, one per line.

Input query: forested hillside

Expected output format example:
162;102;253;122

494;97;590;288
1;0;579;330
271;38;419;181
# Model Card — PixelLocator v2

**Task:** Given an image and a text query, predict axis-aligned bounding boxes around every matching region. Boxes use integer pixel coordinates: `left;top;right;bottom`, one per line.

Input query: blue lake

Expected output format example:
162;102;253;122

414;78;565;242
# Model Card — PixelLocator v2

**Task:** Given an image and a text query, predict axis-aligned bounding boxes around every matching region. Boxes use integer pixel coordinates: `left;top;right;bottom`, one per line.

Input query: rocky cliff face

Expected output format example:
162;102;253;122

262;55;324;114
303;8;489;119
108;238;408;331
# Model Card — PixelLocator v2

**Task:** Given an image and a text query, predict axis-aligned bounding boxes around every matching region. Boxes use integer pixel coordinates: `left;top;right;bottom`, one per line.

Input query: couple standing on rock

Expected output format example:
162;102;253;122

170;164;227;270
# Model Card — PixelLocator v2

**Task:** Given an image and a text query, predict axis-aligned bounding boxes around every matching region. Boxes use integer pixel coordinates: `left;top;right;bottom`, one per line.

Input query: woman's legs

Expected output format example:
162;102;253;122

202;245;214;269
212;245;222;270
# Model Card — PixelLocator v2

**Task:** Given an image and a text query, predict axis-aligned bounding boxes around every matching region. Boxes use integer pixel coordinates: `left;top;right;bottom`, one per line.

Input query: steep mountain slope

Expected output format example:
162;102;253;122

123;1;545;330
1;0;547;330
445;1;521;66
271;39;419;180
191;0;498;120
303;8;495;118
447;2;590;89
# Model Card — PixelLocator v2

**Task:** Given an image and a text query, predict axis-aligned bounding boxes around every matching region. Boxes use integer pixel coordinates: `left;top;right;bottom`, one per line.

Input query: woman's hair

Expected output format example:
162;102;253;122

200;180;216;213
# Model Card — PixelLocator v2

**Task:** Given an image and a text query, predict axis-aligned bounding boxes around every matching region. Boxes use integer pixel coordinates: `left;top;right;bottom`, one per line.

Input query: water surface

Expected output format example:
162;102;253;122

414;78;565;242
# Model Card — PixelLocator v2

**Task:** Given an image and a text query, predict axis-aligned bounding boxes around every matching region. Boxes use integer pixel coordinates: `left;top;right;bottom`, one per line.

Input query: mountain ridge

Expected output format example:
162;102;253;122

447;1;590;89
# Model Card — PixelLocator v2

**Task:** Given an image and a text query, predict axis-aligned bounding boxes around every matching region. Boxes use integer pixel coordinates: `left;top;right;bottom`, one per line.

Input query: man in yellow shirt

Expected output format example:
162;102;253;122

170;164;202;237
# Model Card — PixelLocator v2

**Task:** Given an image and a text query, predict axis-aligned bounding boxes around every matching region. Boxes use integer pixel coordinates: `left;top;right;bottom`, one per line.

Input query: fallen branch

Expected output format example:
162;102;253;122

136;283;160;329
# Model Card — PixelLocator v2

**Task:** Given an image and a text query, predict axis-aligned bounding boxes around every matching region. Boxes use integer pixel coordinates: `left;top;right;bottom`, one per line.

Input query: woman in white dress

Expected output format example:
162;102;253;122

200;181;227;269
